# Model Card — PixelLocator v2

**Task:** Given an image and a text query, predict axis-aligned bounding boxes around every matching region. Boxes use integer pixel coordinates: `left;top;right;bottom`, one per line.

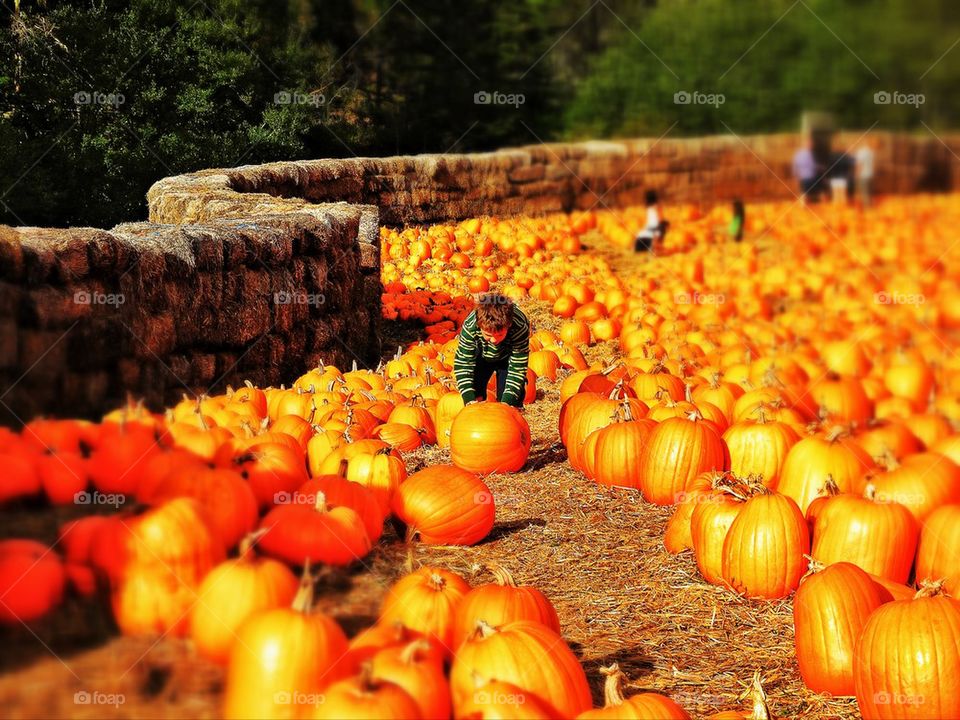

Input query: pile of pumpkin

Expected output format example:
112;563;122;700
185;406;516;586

0;345;542;633
555;355;960;715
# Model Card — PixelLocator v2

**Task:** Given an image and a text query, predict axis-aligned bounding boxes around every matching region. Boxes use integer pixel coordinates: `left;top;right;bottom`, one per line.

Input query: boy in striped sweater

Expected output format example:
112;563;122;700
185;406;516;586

453;293;530;408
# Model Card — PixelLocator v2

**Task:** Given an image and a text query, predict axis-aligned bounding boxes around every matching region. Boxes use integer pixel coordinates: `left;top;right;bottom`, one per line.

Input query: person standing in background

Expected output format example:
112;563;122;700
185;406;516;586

793;138;817;204
855;137;876;208
729;199;745;242
634;189;668;253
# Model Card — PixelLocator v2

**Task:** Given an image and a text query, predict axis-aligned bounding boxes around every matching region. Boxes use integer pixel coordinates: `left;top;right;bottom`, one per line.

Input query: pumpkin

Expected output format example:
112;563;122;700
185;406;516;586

578;663;691;718
721;490;809;599
452;565;561;650
258;491;371;567
370;639;451;719
0;539;66;625
37;451;88;505
559;382;646;472
344;621;443;672
809;374;873;426
379;566;471;657
811;486;919;583
450;620;592;718
190;534;300;664
435;391;466;449
140;465;258;550
111;498;226;636
392;465;495;545
372;422;426;451
309;666;422;720
343;447;407;511
793;560;894;695
449;402;531;475
588;402;658;489
664;471;724;554
224;566;350;719
297;474;385;544
638;412;729;505
854;584;960;720
722;411;800;487
86;420;162;496
915;504;960;596
691;483;748;585
228;441;309;509
388;401;438;444
868;451;960;522
776;430;874;514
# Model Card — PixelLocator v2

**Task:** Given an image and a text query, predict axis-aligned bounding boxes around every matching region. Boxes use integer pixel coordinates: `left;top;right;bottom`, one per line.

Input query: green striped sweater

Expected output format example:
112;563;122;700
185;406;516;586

453;305;530;404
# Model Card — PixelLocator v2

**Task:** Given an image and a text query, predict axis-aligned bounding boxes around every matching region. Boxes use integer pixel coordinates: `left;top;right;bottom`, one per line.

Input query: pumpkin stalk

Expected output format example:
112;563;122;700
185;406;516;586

398;638;432;665
314;490;329;513
914;579;946;599
489;564;518;587
473;619;497;640
599;663;628;707
738;670;770;720
291;561;316;613
238;529;268;559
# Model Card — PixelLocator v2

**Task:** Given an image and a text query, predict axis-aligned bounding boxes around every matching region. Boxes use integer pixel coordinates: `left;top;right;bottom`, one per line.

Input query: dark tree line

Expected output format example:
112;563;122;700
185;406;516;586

1;0;956;228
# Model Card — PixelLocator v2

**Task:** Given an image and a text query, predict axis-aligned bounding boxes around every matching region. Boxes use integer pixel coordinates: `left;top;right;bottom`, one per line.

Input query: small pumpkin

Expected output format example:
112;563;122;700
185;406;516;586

190;533;300;664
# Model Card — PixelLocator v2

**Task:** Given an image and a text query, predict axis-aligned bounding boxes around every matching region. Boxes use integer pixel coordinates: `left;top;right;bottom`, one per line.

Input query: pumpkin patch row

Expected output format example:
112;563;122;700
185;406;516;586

222;561;773;719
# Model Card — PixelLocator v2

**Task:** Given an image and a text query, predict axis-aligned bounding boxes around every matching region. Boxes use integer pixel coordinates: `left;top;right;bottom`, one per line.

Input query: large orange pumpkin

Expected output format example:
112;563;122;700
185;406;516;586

449;402;531;475
721;490;809;599
638;413;729;505
391;465;495;545
224;568;350;719
450;620;592;718
793;560;893;695
854;585;960;720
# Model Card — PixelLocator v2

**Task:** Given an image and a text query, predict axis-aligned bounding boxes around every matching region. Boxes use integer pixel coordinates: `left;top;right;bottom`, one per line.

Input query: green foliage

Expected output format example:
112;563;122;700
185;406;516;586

564;0;960;138
1;0;956;228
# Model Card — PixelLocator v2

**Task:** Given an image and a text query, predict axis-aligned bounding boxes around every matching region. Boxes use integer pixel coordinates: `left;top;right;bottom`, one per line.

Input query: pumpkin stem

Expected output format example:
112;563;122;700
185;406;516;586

801;555;825;579
489;564;518;587
398;638;432;665
238;529;268;559
357;662;380;694
473;619;497;640
825;425;846;443
291;561;316;613
337;458;350;478
864;482;877;502
817;475;840;497
314;491;328;513
599;663;628;707
914;579;946;599
739;670;770;720
684;383;693;403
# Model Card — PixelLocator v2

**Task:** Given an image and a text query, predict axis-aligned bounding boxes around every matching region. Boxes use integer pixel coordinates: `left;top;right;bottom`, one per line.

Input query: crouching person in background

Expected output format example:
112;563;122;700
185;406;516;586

453;293;530;408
